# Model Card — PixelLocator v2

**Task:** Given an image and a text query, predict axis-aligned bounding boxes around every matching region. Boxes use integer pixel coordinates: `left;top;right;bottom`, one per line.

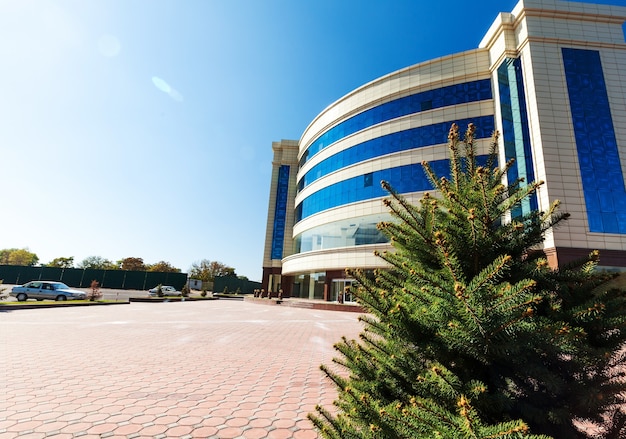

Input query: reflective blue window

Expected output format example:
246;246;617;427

295;156;490;222
270;165;290;259
299;79;493;167
562;48;626;234
497;58;537;216
298;115;495;191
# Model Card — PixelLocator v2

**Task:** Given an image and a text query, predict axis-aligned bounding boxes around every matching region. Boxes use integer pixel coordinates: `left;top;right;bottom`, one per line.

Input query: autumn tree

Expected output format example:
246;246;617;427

0;248;39;266
189;260;235;282
47;257;74;268
119;257;145;271
146;261;181;273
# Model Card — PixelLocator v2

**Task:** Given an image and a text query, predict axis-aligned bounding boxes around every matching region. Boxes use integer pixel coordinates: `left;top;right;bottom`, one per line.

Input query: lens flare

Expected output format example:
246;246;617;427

151;76;171;94
151;76;183;102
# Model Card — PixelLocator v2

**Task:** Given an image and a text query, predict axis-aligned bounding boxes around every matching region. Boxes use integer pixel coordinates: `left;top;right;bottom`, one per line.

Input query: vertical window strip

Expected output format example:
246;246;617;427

271;165;290;259
562;48;626;234
497;58;537;218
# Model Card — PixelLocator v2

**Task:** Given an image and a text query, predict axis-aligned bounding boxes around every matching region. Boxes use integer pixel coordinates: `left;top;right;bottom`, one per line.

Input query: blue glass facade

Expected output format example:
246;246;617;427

299;79;493;167
497;58;537;217
298;115;495;191
562;48;626;234
296;156;489;222
270;165;291;259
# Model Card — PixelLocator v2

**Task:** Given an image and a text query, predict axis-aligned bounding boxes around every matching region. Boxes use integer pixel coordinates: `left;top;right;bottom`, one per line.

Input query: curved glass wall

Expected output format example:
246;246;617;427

299;79;492;167
298;115;495;191
296;155;491;222
295;213;391;253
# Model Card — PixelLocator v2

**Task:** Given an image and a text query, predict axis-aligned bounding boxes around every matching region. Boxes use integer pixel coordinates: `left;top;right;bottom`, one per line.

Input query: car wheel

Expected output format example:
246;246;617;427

56;295;67;301
16;293;27;302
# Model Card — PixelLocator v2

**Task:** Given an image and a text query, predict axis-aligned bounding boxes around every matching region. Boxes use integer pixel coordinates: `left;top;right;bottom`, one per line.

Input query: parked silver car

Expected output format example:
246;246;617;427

148;285;181;296
10;281;87;301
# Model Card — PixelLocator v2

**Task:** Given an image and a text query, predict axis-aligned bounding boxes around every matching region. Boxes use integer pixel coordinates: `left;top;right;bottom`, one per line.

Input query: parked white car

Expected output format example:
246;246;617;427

148;285;181;296
10;281;87;301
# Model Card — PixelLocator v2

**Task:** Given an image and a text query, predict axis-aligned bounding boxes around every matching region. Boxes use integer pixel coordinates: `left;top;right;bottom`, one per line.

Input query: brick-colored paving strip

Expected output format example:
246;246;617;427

0;300;363;438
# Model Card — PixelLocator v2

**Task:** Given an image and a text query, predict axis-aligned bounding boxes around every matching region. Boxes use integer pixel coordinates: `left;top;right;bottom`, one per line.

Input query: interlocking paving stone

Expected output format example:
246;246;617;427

1;300;362;438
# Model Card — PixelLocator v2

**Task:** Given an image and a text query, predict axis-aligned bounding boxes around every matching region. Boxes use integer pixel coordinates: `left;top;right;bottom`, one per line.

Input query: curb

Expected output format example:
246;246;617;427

244;296;364;313
0;301;130;311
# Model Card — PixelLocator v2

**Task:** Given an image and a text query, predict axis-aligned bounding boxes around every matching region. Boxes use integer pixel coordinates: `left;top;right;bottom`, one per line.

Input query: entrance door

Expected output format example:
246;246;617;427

331;279;357;303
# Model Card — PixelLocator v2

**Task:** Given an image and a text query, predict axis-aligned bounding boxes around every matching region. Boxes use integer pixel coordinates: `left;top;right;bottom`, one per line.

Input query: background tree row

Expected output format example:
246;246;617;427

0;249;238;278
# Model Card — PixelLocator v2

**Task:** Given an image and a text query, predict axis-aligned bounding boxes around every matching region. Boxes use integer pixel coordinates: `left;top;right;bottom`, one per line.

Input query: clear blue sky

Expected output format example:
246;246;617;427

1;0;624;281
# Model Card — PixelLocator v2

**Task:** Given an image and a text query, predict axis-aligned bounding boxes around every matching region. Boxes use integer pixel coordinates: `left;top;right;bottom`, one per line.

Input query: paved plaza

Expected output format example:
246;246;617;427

0;300;363;438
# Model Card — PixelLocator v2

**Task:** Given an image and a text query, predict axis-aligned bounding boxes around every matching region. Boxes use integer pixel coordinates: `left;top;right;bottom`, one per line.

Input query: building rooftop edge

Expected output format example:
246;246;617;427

480;0;626;50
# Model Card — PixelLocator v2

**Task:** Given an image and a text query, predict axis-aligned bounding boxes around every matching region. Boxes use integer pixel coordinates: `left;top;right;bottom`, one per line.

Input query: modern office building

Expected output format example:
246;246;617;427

262;0;626;301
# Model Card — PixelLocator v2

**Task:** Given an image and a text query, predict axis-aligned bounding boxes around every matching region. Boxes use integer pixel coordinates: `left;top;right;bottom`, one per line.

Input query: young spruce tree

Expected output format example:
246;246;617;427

309;124;626;438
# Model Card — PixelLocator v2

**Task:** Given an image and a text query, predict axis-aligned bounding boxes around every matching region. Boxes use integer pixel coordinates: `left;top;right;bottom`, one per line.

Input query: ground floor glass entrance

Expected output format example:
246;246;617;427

331;279;357;303
292;272;325;300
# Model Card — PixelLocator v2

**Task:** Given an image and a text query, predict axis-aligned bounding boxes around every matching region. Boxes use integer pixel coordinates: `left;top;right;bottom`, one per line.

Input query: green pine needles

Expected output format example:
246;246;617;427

309;123;626;438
